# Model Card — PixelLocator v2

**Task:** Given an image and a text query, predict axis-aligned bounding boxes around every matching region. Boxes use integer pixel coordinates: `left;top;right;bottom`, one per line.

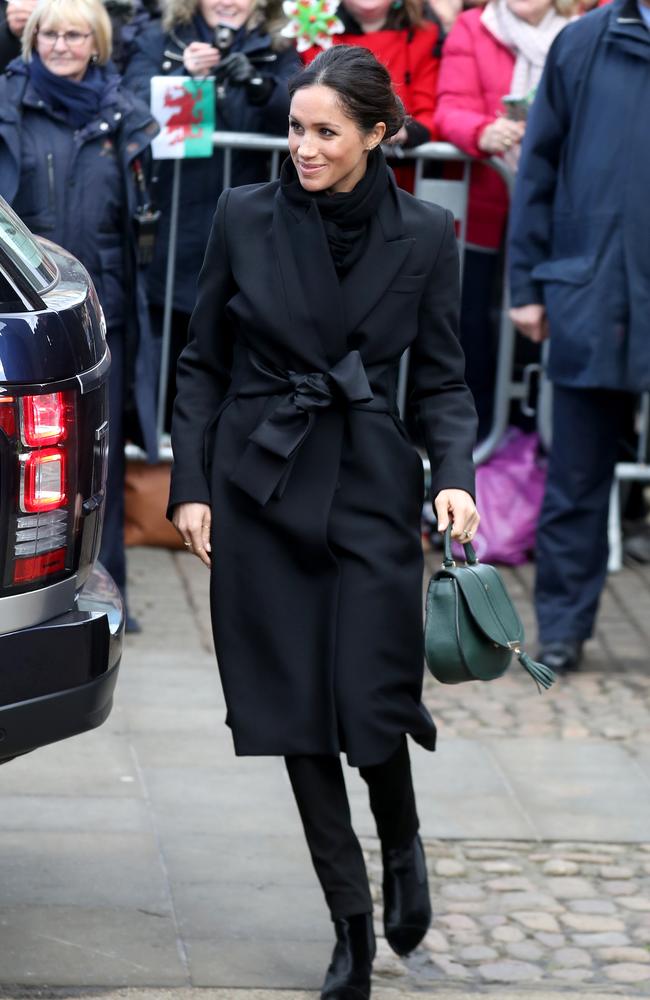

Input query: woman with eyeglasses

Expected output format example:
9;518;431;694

0;0;160;630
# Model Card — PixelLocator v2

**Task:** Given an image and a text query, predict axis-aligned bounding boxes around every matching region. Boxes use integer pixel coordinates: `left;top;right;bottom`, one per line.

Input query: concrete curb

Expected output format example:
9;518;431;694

0;989;638;1000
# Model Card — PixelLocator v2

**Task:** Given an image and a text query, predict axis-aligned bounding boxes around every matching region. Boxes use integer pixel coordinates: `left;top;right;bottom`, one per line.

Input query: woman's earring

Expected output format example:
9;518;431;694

90;53;99;64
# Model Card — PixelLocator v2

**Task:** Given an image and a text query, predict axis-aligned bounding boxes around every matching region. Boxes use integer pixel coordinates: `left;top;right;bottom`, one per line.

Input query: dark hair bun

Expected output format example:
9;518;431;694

288;45;406;138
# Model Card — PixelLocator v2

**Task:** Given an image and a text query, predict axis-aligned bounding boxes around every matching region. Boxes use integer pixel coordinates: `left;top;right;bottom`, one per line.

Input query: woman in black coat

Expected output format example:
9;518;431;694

169;45;479;1000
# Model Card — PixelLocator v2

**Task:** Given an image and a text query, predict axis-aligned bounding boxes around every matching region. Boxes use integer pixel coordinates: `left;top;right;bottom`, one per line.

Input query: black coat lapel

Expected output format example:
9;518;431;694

273;191;347;364
340;176;415;334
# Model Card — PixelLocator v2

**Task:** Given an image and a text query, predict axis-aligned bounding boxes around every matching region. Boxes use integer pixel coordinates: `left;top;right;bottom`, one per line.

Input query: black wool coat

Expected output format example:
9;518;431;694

169;170;478;767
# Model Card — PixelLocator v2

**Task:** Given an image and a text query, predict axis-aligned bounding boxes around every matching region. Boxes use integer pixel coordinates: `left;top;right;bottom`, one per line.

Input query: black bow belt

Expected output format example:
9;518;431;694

226;347;398;505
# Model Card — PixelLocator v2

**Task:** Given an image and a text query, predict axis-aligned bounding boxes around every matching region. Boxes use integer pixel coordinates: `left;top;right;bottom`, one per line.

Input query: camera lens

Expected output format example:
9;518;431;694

214;24;236;51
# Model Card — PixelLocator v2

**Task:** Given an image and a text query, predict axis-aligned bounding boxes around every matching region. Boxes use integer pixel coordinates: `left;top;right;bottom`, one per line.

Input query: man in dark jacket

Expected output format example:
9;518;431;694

508;0;650;672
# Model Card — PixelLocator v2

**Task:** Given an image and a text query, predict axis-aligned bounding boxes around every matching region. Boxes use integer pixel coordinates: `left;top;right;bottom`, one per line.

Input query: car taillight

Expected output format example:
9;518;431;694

21;391;66;447
0;396;16;438
14;548;66;585
20;448;66;513
0;391;76;589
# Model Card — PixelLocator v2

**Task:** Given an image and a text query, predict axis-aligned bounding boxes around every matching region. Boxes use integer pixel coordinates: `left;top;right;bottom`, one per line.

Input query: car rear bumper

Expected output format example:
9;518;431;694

0;564;124;762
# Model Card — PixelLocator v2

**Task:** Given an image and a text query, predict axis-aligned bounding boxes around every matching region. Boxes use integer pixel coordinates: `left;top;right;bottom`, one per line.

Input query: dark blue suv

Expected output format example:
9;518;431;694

0;197;123;762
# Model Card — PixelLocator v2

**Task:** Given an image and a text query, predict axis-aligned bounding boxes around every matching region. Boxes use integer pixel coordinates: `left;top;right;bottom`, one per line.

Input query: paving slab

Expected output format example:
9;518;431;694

0;797;150;834
172;882;330;943
489;740;650;842
0;907;186;986
187;939;327;990
348;738;539;840
0;832;170;908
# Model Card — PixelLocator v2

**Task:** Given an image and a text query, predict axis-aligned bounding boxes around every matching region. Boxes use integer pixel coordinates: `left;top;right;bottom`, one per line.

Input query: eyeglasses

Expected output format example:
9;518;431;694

37;29;93;47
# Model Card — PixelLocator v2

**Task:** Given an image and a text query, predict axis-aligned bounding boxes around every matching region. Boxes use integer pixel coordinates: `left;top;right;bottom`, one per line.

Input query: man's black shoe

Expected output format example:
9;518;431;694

321;912;375;999
383;834;432;956
538;640;583;673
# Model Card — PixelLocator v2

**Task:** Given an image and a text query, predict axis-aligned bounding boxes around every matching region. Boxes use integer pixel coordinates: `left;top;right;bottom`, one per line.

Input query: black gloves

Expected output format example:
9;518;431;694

215;51;274;104
216;51;254;84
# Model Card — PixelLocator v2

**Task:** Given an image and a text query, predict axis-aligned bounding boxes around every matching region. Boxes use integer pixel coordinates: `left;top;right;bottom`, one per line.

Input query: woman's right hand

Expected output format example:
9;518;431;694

172;502;212;568
183;42;221;77
478;116;526;155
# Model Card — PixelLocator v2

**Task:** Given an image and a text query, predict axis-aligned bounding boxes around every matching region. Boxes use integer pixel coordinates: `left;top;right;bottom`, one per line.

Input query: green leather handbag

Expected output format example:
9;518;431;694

424;525;555;690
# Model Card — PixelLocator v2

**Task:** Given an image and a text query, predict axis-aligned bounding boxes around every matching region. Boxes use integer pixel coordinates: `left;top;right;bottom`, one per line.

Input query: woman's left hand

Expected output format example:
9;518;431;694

434;489;480;542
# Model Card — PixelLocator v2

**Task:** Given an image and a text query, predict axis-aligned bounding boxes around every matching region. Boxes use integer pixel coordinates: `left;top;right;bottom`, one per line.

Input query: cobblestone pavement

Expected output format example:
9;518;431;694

365;838;650;993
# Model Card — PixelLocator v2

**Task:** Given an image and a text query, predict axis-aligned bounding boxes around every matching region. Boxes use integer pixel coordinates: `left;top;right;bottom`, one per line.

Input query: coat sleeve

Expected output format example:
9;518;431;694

405;27;440;141
433;14;494;158
409;207;477;501
0;10;21;75
507;34;570;307
167;189;236;514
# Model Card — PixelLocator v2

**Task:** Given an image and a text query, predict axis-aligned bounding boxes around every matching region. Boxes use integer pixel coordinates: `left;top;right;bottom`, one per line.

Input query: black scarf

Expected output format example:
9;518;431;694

26;54;119;129
280;148;389;274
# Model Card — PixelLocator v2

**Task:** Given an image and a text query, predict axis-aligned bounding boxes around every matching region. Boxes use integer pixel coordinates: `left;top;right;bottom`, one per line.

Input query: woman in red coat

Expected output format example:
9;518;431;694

302;0;441;183
434;0;572;437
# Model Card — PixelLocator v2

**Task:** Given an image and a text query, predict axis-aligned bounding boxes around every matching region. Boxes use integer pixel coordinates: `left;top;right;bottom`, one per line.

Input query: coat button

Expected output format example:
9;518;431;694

162;60;172;71
100;121;109;131
114;111;122;121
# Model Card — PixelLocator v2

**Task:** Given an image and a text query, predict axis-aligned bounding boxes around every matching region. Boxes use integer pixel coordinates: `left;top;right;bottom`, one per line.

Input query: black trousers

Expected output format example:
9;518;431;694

285;737;419;919
536;385;637;643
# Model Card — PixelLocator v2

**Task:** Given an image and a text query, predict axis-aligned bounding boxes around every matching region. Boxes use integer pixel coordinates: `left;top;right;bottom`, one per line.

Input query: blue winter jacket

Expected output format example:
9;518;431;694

0;63;161;458
123;21;300;314
508;0;650;392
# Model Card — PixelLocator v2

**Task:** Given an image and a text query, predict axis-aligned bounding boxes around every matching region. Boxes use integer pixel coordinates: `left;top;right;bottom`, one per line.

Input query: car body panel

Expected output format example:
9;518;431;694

0;197;124;761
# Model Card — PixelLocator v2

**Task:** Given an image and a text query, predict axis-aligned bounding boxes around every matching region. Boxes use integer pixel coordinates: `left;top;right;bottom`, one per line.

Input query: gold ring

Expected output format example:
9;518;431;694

462;530;471;539
184;541;192;549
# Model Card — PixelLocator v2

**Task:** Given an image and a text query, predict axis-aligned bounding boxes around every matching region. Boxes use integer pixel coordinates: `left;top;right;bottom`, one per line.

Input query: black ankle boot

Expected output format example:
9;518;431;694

321;912;375;999
382;834;432;956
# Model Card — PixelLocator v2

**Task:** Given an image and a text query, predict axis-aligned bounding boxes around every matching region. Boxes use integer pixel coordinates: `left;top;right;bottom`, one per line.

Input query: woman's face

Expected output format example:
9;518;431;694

505;0;553;23
35;15;97;81
342;0;392;29
199;0;255;28
288;85;385;195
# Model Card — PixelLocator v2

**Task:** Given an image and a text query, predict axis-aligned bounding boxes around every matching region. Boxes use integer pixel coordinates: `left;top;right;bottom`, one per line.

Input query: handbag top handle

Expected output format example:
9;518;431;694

443;523;478;568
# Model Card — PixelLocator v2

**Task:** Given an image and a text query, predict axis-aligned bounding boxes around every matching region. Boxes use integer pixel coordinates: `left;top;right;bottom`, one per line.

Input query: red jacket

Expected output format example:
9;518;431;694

434;7;514;248
303;24;440;141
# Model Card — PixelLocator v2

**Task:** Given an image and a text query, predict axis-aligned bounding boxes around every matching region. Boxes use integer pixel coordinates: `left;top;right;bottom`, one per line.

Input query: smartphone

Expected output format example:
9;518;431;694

502;95;530;122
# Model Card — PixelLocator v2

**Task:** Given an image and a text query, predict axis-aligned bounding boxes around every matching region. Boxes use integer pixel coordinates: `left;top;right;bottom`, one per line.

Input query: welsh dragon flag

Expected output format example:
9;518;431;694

150;77;215;159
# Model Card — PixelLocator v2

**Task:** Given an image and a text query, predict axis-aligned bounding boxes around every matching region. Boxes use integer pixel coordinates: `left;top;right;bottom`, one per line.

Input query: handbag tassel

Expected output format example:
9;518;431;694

517;650;556;692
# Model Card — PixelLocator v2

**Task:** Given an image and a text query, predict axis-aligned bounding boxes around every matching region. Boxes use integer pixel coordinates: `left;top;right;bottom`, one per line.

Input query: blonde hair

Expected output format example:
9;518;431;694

161;0;293;50
22;0;113;64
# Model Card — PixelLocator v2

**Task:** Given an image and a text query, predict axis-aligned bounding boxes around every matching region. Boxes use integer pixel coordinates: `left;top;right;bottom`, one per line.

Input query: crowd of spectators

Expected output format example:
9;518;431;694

0;0;646;662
